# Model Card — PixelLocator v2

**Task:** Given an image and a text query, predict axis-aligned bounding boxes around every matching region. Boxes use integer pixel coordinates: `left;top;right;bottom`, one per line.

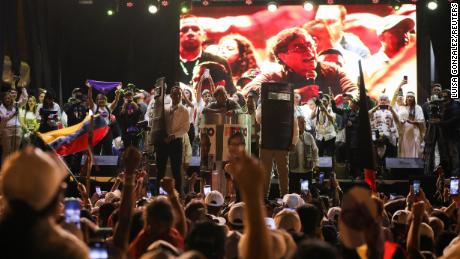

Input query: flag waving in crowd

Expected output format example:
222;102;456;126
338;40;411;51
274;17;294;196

38;115;109;156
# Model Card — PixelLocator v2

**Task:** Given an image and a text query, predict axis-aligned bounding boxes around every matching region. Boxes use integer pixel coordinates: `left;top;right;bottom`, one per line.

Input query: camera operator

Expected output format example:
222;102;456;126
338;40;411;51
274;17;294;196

369;94;399;163
118;90;143;149
63;88;88;127
310;93;336;157
423;85;448;175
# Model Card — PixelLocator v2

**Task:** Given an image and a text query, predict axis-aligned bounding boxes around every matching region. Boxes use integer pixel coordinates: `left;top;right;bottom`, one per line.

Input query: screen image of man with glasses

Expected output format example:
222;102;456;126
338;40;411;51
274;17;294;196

242;27;357;102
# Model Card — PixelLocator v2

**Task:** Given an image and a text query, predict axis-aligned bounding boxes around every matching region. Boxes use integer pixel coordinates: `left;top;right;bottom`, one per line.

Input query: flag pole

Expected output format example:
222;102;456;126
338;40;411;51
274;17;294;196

86;115;95;195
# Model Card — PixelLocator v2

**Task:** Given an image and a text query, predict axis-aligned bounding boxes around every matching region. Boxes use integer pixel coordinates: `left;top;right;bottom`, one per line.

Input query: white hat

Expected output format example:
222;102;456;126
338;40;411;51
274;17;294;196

1;147;68;211
378;15;415;35
228;202;245;227
282;193;305;209
339;187;377;249
392;210;410;225
205;190;224;207
327;207;342;222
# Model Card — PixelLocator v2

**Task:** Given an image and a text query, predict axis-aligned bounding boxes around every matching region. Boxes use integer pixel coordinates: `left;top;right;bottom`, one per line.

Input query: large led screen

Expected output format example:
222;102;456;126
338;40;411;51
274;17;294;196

179;4;417;102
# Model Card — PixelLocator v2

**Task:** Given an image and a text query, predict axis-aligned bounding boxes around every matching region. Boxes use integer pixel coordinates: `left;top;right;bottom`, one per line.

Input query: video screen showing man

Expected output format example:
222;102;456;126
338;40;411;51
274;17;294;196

179;15;235;94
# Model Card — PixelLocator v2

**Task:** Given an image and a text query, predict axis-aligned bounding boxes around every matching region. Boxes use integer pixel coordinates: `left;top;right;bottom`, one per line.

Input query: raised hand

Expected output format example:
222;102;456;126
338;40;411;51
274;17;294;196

161;177;176;196
123;147;141;174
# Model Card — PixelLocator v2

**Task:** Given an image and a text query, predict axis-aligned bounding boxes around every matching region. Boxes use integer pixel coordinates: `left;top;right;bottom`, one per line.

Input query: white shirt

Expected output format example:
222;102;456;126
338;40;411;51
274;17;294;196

370;108;398;145
36;102;61;121
165;103;190;138
92;104;112;125
314;107;336;141
0;104;21;127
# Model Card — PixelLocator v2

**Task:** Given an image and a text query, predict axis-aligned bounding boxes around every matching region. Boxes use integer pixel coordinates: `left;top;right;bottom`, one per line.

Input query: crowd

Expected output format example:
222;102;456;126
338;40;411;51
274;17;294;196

0;4;459;259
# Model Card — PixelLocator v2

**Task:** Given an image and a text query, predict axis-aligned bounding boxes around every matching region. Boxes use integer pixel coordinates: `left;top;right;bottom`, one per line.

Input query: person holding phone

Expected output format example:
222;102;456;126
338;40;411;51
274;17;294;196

0;147;89;258
369;94;399;159
289;115;319;194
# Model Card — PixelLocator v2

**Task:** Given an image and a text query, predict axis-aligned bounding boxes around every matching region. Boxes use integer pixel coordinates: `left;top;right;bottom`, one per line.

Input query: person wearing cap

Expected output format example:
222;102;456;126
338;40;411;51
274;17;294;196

118;89;143;149
205;190;225;216
226;202;244;259
369;94;400;159
397;91;425;158
0;147;89;258
63;87;88;127
314;5;371;59
363;14;415;96
0;87;27;161
36;91;61;133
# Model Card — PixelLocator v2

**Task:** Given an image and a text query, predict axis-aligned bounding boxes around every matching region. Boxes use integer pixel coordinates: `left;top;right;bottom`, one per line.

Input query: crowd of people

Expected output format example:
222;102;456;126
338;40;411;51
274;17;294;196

0;4;459;259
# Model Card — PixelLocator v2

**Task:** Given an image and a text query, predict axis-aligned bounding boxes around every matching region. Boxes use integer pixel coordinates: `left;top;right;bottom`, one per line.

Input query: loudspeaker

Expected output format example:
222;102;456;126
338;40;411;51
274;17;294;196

261;82;293;150
81;155;119;177
385;158;424;180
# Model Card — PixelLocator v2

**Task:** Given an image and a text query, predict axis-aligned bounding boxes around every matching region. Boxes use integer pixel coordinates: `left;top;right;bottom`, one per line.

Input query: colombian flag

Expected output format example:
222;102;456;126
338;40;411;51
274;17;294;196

39;115;109;156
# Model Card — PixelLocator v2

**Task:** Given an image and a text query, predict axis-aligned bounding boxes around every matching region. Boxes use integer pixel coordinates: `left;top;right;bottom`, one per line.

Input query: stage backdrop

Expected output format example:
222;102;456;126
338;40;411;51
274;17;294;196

187;4;417;100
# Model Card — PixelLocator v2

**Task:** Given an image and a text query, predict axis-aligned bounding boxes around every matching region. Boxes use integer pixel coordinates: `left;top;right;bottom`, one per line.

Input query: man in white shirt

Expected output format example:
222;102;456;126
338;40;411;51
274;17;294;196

155;86;190;195
0;87;27;161
369;95;399;158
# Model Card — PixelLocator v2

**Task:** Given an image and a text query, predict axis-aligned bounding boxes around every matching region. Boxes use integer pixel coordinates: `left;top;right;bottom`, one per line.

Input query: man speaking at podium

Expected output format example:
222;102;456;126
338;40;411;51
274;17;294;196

242;27;357;102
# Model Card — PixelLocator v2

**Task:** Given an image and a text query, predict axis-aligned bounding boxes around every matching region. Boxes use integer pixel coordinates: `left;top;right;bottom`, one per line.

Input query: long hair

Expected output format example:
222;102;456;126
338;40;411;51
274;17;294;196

218;34;259;79
25;96;37;113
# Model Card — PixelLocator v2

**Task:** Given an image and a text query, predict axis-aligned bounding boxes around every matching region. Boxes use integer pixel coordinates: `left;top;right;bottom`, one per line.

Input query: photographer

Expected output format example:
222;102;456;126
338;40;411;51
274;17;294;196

36;91;61;133
88;83;122;155
369;95;399;166
310;93;336;157
63;88;88;127
118;90;143;149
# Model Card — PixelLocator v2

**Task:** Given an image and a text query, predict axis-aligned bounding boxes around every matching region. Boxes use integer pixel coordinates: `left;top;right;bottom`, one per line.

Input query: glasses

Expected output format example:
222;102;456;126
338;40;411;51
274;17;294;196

180;26;201;34
287;43;313;54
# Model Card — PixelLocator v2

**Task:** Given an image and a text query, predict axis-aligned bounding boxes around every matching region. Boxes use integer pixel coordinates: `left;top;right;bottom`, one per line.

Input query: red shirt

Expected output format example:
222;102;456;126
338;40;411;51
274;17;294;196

129;228;184;259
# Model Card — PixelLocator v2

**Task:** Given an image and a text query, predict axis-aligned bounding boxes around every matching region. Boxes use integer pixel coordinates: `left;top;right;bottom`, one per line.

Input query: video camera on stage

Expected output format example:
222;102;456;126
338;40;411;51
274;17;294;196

427;95;444;120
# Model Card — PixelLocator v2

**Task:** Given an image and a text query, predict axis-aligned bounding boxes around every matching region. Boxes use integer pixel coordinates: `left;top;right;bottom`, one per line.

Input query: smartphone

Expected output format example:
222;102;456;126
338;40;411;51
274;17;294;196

379;104;389;109
450;177;459;195
146;191;152;199
204;185;211;196
413;180;420;195
89;241;109;259
403;75;408;81
64;198;81;229
300;180;309;192
203;69;210;78
319;172;325;184
95;186;102;196
159;187;168;196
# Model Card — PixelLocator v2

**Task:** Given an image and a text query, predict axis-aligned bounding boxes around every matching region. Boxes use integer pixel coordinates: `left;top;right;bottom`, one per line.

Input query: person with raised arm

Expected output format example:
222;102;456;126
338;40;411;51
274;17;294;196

87;83;122;155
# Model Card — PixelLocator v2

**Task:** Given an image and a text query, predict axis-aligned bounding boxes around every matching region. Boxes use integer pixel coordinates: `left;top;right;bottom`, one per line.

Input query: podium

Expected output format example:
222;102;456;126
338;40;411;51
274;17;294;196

200;113;252;195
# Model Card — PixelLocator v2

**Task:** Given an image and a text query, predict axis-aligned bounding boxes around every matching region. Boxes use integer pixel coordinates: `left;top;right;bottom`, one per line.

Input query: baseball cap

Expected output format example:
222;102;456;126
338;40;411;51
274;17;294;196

327;207;342;223
1;147;68;211
228;202;245;227
274;209;301;232
378;15;415;35
338;187;378;249
205;190;224;207
282;193;305;209
392;210;410;225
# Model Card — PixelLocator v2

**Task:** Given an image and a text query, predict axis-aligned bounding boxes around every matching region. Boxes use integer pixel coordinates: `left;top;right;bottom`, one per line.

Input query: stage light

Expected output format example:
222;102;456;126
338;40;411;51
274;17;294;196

427;0;438;10
245;0;253;5
107;9;114;16
202;0;209;6
267;1;278;12
392;0;402;11
180;0;191;13
303;1;314;11
148;4;158;14
161;0;169;7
